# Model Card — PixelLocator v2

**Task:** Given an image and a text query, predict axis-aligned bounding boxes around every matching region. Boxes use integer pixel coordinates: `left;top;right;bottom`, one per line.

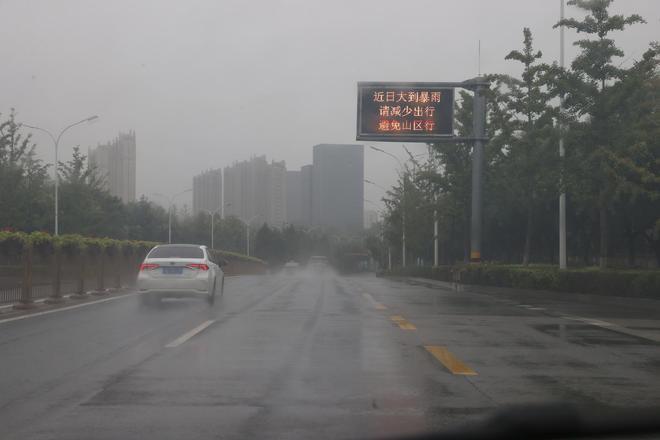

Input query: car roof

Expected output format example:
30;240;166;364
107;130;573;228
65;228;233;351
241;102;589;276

154;244;205;248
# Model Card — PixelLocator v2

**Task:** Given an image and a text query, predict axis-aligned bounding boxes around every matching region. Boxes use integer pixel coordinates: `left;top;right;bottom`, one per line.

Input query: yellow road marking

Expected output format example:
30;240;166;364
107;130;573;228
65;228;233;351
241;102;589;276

424;345;477;376
390;315;416;330
363;292;387;310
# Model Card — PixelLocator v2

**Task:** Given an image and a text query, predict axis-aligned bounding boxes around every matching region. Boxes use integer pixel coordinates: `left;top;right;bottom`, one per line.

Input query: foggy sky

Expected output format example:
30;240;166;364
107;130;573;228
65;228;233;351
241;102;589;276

1;0;658;212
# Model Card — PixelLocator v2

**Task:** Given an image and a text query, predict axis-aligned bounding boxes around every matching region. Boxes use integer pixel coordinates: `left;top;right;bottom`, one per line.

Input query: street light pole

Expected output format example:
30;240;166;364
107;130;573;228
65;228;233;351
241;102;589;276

23;115;99;236
154;189;192;243
559;0;567;270
241;215;258;256
434;205;439;267
205;208;222;249
364;180;398;270
367;146;407;267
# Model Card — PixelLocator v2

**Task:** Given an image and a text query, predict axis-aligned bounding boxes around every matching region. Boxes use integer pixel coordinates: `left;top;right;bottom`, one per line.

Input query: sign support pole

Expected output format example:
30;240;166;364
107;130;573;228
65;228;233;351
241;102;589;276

356;79;490;264
470;78;487;263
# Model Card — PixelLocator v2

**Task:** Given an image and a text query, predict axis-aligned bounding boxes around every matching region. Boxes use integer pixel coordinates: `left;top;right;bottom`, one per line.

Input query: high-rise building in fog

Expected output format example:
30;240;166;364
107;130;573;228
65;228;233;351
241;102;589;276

301;165;313;227
223;160;248;220
286;170;302;225
223;156;287;227
268;161;287;227
193;168;222;216
312;144;364;232
88;131;136;203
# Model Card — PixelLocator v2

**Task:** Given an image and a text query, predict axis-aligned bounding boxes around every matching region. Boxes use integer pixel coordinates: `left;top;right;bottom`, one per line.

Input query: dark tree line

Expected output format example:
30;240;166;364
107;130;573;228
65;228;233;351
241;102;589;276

381;1;659;268
0;118;341;261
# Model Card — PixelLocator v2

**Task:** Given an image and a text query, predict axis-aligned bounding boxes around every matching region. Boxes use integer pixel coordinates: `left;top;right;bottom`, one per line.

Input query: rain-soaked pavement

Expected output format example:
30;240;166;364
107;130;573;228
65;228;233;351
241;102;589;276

1;271;660;439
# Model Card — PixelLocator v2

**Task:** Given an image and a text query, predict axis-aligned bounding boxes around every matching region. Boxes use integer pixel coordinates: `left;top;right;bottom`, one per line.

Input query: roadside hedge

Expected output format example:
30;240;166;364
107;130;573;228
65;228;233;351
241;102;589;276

387;264;660;298
210;249;266;265
0;231;159;258
0;230;266;267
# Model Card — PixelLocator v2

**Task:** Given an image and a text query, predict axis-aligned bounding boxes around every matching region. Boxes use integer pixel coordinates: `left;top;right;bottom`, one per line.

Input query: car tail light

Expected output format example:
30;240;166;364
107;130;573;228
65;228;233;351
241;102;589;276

140;263;160;271
186;263;209;271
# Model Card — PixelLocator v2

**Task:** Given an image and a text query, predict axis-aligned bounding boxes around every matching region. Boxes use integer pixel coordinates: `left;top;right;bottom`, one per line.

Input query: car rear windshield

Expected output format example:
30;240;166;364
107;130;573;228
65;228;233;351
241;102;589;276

148;246;204;259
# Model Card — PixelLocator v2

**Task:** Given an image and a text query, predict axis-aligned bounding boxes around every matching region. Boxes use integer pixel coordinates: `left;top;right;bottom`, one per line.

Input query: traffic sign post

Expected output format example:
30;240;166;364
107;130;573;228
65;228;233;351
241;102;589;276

357;78;489;263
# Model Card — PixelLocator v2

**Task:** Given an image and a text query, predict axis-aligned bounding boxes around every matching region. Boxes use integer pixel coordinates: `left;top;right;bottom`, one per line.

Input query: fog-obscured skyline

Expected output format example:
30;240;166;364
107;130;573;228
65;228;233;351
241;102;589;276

1;0;658;211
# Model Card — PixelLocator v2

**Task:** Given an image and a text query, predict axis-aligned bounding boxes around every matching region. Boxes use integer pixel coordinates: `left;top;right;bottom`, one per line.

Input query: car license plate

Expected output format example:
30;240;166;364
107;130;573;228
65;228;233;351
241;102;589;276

162;266;183;275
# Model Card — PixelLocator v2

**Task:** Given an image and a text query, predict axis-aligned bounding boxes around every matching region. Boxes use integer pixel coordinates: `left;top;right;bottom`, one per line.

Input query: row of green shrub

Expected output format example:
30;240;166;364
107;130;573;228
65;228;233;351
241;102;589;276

0;231;158;257
0;231;266;266
387;264;660;298
210;249;266;265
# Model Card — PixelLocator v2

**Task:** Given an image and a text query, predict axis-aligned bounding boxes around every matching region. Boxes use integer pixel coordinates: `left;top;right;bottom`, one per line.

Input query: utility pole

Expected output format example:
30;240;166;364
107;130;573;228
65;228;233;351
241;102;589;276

559;0;567;270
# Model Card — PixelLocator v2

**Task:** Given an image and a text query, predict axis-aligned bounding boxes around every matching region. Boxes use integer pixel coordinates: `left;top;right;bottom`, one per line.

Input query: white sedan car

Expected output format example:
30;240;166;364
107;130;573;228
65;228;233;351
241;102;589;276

137;244;225;305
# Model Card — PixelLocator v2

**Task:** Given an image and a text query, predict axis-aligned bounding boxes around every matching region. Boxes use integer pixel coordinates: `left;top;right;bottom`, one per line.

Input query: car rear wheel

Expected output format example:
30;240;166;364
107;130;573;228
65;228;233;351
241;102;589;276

207;278;216;305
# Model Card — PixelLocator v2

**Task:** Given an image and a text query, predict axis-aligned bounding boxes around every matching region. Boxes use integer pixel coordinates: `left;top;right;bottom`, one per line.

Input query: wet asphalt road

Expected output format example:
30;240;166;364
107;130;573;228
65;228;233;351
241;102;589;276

1;271;660;440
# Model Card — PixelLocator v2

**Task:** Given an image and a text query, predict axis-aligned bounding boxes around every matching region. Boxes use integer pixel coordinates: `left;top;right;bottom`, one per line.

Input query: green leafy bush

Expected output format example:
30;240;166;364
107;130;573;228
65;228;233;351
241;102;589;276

387;264;660;298
0;231;28;256
211;249;266;265
0;231;158;259
28;231;54;255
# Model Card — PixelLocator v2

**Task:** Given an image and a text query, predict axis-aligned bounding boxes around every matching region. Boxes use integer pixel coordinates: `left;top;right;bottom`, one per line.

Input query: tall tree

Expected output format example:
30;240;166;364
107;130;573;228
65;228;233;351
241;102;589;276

606;45;660;265
0;109;51;231
428;91;474;262
492;28;558;265
58;146;124;236
553;0;645;268
124;197;169;242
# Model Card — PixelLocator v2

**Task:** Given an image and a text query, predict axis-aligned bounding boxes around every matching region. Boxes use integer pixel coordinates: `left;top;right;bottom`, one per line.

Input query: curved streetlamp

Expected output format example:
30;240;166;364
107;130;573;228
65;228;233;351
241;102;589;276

23;115;99;235
364;151;407;268
204;208;222;249
153;189;192;243
241;215;259;257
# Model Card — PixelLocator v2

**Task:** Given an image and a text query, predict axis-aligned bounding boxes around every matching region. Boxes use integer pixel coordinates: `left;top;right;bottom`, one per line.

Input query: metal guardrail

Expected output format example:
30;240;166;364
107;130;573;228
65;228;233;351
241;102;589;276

0;249;144;307
0;280;116;305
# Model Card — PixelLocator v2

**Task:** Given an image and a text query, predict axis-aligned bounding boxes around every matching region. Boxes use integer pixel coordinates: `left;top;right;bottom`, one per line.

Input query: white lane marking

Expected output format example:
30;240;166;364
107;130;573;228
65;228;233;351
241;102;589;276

561;314;660;343
165;320;215;348
0;293;136;325
528;307;546;311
